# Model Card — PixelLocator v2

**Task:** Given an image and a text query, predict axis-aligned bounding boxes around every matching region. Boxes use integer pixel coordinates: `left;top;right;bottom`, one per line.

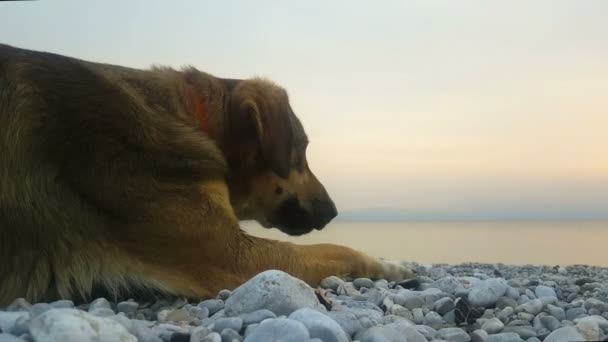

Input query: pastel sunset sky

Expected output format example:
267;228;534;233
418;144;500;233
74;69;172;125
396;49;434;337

2;0;606;219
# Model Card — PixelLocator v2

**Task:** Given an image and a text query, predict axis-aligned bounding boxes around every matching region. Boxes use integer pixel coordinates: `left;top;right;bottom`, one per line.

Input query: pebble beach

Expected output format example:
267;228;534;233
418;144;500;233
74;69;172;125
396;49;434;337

1;262;608;342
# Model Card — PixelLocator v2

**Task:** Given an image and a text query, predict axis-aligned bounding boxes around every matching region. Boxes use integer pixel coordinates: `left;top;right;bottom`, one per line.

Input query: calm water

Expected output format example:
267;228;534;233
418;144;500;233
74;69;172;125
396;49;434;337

242;221;608;267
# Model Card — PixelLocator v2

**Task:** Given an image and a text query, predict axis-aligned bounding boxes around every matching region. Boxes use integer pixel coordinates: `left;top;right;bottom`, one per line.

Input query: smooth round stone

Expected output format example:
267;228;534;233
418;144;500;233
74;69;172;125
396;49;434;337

534;286;557;299
481;317;505;334
547;305;566;321
412;308;424;324
470;329;488;342
5;298;32;312
355;326;406;342
190;326;212;342
289;308;348;342
486;332;522;342
220;328;241;342
323;311;363;337
239;309;276;325
198;299;225;316
189;306;210;320
576;318;600;341
539;315;561;331
0;334;26;342
519;299;543;315
131;320;162;342
424;311;444;326
584;298;608;312
88;298;112;311
0;311;29;333
496;297;518;310
544;326;588;342
435;297;455;315
353;278;375;290
468;278;508;308
320;276;344;291
566;307;587;321
49;300;74;309
212;317;243;333
243;318;310;342
225;270;319;317
414;325;438;340
30;308;136;342
198;332;221;342
404;296;425;310
217;289;232;301
116;301;139;314
436;327;471;342
502;326;537;339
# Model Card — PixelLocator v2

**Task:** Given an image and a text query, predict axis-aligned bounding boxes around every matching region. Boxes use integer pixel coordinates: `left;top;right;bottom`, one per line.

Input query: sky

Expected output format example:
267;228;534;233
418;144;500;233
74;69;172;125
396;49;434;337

1;0;607;220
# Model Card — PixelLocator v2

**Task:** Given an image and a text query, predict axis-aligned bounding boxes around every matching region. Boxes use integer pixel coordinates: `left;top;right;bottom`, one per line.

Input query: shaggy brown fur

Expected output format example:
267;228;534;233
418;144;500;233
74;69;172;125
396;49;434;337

0;44;414;305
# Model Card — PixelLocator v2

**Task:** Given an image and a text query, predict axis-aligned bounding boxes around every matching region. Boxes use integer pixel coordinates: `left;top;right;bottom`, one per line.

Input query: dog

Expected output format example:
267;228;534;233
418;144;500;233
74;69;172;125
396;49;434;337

0;44;414;305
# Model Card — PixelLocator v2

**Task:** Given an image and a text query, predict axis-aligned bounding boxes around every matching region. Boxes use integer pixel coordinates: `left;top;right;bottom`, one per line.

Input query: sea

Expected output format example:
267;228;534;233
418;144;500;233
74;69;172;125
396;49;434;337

242;221;608;267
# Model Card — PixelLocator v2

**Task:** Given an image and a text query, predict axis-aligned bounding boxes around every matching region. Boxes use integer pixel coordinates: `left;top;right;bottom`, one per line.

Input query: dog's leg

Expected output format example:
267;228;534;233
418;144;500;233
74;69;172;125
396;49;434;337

113;181;414;299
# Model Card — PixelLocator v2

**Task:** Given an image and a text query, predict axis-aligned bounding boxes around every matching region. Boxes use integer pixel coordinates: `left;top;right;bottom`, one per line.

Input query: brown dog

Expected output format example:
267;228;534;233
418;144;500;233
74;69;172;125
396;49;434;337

0;44;414;305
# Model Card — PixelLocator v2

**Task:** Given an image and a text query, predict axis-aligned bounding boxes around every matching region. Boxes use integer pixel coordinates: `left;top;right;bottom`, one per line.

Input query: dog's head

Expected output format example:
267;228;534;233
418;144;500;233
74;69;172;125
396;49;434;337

222;78;337;236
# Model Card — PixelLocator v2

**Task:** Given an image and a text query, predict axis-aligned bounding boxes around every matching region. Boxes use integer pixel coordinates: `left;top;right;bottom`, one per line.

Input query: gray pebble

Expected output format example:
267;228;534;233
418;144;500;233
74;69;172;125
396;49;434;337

217;290;232;301
436;327;471;342
190;326;212;342
353;278;375;290
89;307;117;317
243;318;310;342
4;299;32;312
88;298;112;311
434;297;455;315
238;309;276;325
481;317;504;334
534;286;556;299
289;308;348;342
468;278;508;308
486;332;523;342
30;303;51;318
565;307;587;321
116;301;139;314
220;328;241;342
355;325;406;342
49;300;74;309
412;308;424;324
584;298;608;312
199;332;222;342
29;308;136;342
198;300;225;316
404;296;425;310
518;299;543;315
539;315;561;331
189;306;210;320
212;317;243;333
470;329;488;342
320;276;344;291
544;326;587;342
324;311;363;337
0;334;26;342
502;326;537;339
496;297;518;310
423;311;443;326
0;312;29;333
225;270;319;317
546;305;566;321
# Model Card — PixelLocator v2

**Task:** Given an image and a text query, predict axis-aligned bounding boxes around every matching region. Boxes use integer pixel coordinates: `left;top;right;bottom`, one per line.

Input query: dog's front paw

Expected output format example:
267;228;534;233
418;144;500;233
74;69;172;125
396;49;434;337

377;259;416;281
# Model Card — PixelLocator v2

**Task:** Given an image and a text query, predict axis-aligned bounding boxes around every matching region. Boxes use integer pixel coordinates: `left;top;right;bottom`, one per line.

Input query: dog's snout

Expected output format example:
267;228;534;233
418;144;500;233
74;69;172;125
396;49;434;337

312;198;338;229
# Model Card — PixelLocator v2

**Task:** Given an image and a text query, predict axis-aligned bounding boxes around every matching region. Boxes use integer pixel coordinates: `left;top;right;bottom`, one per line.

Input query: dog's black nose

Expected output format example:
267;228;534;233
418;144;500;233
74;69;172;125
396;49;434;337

312;199;338;229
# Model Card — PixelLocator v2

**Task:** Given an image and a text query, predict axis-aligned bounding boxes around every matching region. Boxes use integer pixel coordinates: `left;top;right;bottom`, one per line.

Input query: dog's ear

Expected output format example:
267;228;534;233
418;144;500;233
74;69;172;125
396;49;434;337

229;80;293;178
